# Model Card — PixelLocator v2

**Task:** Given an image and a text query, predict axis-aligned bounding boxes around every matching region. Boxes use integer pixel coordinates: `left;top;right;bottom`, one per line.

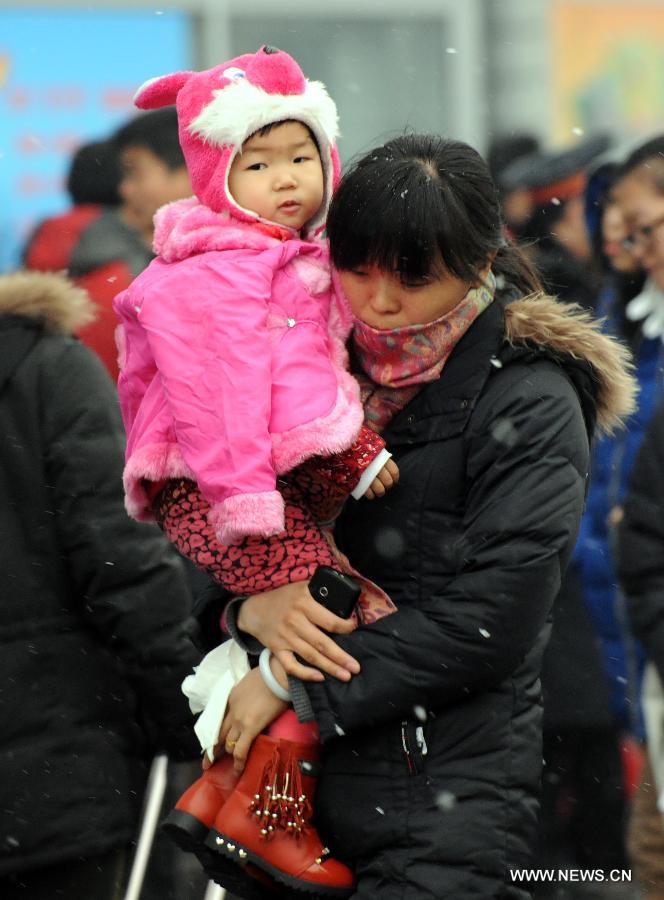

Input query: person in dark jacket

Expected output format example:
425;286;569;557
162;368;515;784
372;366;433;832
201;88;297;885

533;146;648;892
24;111;192;382
0;271;200;899
613;136;664;900
22;137;131;380
487;132;541;240
199;135;636;899
618;400;664;900
506;134;611;312
23;138;122;273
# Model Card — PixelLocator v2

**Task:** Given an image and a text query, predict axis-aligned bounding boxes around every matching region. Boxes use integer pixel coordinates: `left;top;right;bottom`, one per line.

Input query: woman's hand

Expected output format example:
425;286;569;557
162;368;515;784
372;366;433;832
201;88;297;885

237;580;361;683
204;666;288;773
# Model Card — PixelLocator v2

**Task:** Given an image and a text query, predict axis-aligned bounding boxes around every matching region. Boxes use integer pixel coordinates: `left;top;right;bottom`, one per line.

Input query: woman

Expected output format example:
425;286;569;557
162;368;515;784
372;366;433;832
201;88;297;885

536;149;647;880
609;135;664;900
206;134;636;899
619;399;664;900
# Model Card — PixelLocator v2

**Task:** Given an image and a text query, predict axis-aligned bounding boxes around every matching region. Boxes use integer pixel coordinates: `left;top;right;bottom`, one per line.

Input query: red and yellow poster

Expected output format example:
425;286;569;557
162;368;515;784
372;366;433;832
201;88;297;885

552;1;664;141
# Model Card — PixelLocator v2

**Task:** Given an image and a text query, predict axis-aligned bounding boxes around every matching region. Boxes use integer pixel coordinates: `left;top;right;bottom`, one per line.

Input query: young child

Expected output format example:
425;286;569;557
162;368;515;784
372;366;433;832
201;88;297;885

113;47;397;897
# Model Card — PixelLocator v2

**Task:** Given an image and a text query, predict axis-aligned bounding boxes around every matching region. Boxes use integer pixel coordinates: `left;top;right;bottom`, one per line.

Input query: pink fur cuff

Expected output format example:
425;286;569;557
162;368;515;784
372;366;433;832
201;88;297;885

209;490;285;545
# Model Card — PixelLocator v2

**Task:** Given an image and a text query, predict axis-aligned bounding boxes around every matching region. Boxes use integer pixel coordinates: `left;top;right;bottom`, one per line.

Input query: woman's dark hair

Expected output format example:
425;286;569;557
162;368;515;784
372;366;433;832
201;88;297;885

615;134;664;190
113;108;185;171
327;133;542;296
67;140;121;206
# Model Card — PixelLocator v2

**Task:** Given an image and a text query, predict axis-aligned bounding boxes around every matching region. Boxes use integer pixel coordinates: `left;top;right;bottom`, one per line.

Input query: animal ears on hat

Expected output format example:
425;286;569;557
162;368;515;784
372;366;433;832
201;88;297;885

134;71;194;110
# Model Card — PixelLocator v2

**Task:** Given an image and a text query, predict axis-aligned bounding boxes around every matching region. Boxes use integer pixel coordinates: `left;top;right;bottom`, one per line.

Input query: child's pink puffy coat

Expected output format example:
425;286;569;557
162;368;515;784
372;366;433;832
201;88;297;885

113;197;362;545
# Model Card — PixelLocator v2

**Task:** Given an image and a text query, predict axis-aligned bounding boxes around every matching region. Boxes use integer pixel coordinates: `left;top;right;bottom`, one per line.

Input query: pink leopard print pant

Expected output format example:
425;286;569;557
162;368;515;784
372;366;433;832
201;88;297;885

153;478;338;595
152;426;397;621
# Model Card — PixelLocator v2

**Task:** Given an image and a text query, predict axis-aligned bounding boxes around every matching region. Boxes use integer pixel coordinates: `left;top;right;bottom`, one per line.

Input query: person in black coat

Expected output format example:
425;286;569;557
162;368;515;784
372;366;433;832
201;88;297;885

618;400;664;898
505;134;611;313
198;135;637;899
620;399;664;701
0;271;201;899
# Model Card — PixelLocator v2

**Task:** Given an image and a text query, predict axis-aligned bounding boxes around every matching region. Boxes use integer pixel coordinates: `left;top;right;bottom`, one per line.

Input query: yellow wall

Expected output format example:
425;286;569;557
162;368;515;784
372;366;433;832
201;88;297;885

553;1;664;142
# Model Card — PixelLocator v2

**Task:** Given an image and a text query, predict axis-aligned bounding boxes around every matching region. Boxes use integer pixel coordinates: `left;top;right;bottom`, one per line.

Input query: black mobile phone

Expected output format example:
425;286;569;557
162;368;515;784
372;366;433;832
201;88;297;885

308;566;360;619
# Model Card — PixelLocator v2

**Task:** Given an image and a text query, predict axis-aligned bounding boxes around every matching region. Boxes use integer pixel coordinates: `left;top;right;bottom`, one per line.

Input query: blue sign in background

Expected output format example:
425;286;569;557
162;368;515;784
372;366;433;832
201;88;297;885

0;9;192;271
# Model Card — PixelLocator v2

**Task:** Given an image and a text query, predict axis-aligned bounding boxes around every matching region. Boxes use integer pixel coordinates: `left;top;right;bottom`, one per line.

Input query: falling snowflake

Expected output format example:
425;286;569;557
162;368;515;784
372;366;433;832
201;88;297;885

446;47;458;54
572;126;584;136
436;790;457;811
551;197;561;206
490;417;518;448
334;723;346;737
479;628;491;639
413;705;427;722
375;806;385;815
374;527;405;559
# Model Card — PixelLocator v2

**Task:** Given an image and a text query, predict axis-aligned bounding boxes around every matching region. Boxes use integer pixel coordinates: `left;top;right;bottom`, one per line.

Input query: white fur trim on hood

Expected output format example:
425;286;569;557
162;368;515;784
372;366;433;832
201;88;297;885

189;76;339;151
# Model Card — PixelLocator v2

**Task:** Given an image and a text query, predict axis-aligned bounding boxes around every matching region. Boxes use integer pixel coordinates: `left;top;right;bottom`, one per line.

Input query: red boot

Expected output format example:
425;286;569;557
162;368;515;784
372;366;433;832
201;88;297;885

162;755;282;896
162;754;240;851
205;735;354;897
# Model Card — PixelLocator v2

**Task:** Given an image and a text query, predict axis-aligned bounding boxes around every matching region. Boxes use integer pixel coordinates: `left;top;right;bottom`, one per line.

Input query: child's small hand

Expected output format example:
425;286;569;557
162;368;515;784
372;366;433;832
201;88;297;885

364;459;400;500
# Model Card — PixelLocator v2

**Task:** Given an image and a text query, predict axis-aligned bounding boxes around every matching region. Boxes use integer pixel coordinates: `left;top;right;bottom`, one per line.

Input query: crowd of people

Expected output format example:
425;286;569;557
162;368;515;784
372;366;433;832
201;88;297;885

2;41;664;900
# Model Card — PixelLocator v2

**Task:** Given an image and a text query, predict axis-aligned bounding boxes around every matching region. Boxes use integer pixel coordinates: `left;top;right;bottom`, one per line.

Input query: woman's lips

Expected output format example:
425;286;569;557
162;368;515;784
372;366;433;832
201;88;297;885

603;241;621;257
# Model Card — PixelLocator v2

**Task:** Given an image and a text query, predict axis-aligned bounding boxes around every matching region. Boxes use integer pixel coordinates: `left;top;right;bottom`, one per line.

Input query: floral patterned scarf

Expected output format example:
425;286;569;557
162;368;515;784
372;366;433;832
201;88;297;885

353;272;496;432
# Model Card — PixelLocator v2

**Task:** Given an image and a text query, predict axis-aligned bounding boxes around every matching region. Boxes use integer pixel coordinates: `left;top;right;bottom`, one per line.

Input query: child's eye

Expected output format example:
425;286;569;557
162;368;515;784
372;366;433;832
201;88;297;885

349;269;368;277
247;162;267;171
294;156;311;164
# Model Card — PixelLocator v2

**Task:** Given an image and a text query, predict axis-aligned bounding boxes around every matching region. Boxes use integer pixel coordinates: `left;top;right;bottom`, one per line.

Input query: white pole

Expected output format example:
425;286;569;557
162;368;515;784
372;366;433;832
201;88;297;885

123;754;169;900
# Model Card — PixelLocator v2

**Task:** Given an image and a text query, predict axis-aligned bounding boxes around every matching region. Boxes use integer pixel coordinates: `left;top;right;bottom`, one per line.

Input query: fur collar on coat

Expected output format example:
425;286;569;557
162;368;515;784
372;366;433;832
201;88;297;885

504;293;636;436
0;270;95;335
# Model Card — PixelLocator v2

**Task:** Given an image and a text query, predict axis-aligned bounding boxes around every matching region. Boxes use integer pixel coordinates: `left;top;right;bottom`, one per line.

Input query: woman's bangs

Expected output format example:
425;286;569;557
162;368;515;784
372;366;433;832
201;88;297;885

330;171;439;280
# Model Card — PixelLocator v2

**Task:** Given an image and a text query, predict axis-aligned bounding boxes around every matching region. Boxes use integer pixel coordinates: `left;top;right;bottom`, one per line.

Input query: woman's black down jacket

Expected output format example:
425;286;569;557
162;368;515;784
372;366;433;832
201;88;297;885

301;291;635;899
0;273;200;876
618;399;664;684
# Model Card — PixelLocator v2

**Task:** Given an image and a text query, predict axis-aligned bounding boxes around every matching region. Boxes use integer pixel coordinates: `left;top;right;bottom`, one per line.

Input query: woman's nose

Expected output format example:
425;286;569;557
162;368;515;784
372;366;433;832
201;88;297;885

369;279;400;313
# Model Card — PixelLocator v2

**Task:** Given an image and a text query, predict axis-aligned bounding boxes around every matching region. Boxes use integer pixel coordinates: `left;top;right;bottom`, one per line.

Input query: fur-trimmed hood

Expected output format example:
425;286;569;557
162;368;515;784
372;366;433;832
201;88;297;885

504;293;636;436
0;270;95;335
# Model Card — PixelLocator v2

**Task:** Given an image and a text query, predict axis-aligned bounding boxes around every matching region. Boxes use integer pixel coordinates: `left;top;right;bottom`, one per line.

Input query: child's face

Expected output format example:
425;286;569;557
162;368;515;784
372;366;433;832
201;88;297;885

119;146;191;233
228;121;324;231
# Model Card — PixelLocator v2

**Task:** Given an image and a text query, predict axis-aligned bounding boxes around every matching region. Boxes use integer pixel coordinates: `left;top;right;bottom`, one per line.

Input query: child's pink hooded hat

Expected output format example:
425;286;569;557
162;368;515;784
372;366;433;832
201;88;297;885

134;45;341;234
